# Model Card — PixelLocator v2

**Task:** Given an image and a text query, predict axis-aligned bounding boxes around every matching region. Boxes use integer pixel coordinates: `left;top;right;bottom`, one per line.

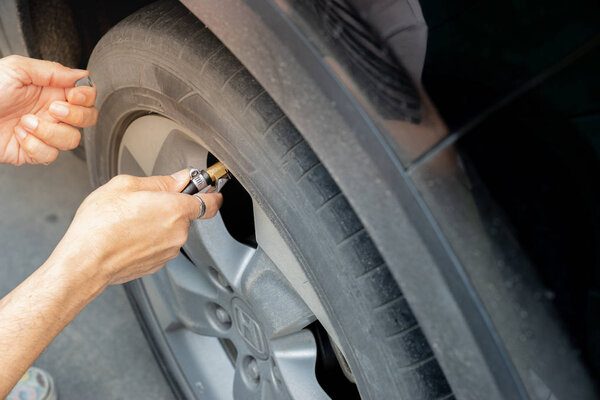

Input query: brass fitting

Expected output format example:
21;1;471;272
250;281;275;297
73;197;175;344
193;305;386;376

205;161;229;183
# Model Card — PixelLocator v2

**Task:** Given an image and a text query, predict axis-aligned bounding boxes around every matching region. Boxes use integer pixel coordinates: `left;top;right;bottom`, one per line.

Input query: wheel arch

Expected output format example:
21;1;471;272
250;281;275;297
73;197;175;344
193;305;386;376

0;0;34;57
0;0;156;67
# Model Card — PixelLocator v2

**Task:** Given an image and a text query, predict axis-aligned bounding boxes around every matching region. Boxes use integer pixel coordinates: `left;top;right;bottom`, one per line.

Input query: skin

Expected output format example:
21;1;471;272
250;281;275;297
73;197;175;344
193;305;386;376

0;56;223;396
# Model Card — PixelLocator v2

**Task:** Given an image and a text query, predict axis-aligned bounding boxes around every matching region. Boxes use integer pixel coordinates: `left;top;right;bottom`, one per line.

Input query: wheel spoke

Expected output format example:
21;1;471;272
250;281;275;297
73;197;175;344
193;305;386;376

260;378;282;400
151;253;225;337
165;331;235;400
271;331;330;400
239;247;315;339
119;116;179;176
150;127;208;176
141;274;182;332
120;146;146;177
252;202;341;347
184;214;255;293
119;115;211;177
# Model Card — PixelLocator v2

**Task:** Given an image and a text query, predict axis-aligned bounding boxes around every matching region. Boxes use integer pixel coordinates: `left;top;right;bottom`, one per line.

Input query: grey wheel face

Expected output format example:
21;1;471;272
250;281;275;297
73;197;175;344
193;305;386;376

118;115;332;400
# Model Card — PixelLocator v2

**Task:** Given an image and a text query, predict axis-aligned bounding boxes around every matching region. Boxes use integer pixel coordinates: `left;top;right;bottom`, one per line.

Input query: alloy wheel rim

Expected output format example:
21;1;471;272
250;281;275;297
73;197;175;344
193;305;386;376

117;114;332;400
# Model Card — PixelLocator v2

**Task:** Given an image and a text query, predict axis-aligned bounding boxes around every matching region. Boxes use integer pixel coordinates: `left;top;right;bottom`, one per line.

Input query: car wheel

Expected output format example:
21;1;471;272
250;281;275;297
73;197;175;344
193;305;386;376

84;1;452;399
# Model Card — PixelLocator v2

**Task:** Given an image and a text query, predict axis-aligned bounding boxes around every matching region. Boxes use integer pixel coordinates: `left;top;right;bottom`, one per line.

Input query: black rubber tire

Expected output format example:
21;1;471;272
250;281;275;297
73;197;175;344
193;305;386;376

84;1;452;399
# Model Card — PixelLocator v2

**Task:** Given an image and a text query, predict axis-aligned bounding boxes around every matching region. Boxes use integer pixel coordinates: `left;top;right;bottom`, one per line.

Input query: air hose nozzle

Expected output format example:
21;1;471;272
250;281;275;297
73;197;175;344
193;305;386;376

181;161;231;195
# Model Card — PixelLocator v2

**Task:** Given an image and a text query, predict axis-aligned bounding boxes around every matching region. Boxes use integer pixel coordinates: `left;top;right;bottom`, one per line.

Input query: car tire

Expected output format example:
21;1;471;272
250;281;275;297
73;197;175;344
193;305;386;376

84;1;452;399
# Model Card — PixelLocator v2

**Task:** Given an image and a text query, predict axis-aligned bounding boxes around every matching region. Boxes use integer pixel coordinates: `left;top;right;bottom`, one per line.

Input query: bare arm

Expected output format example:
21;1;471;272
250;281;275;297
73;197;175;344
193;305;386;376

0;253;104;396
0;171;223;396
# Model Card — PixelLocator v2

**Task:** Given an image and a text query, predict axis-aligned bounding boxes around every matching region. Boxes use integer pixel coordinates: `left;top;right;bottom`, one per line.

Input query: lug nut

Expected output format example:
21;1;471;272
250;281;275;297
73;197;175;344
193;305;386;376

215;306;231;325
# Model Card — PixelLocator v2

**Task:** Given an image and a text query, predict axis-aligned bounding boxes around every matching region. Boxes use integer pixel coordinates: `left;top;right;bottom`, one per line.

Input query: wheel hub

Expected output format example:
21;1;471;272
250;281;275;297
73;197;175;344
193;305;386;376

232;298;269;359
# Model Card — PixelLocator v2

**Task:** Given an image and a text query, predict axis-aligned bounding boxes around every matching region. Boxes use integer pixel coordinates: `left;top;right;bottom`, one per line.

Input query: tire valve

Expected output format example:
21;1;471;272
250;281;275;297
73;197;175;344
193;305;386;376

181;161;231;195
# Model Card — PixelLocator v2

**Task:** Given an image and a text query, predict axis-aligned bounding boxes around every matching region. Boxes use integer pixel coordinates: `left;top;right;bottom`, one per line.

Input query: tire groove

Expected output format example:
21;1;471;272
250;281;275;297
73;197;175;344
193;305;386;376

335;227;364;248
373;294;405;311
279;137;305;160
177;25;208;59
198;45;225;77
295;161;322;183
356;261;385;278
262;113;287;136
177;91;197;104
315;191;342;213
398;354;435;372
384;323;420;341
220;65;246;91
242;89;267;113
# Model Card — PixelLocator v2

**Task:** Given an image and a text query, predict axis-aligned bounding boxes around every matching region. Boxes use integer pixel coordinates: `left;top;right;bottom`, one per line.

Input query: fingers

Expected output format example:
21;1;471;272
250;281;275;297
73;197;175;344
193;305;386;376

14;126;59;164
65;86;97;107
6;55;88;87
110;169;191;193
49;101;98;128
107;171;223;220
19;114;80;150
185;193;224;220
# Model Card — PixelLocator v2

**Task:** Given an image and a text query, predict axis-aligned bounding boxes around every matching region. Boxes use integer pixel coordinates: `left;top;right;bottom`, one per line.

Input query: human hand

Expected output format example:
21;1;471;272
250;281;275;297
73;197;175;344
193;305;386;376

0;55;98;165
50;170;223;286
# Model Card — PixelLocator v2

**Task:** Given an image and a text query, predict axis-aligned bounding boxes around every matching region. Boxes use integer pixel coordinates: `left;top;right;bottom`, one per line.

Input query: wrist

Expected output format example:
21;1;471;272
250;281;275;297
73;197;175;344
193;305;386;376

42;246;109;305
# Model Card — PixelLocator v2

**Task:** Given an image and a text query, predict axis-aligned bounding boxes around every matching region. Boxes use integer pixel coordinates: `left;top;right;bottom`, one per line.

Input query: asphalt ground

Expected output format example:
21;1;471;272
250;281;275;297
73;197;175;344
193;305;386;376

0;151;174;399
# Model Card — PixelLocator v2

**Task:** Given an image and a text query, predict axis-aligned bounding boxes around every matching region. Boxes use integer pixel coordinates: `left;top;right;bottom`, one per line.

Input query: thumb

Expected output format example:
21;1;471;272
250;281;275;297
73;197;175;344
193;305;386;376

15;56;88;88
115;169;191;192
167;169;192;192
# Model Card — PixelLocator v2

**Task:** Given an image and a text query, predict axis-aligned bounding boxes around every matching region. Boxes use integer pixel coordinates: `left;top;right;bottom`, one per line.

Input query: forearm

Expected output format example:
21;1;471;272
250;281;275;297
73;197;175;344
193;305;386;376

0;253;105;397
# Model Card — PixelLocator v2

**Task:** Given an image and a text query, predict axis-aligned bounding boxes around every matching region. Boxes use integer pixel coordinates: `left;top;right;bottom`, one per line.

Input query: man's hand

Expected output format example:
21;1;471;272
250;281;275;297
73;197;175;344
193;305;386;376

51;170;224;286
0;170;223;395
0;55;98;165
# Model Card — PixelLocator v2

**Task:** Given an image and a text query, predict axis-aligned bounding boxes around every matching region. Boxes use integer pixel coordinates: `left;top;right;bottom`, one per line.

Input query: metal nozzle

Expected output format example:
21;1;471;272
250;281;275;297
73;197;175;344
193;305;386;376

180;161;231;195
205;161;229;183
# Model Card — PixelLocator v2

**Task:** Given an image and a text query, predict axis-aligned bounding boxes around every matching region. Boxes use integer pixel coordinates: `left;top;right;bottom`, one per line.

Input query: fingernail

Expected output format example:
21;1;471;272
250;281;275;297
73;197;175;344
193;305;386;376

14;126;27;140
49;102;69;117
71;92;86;104
170;169;189;183
22;115;38;131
